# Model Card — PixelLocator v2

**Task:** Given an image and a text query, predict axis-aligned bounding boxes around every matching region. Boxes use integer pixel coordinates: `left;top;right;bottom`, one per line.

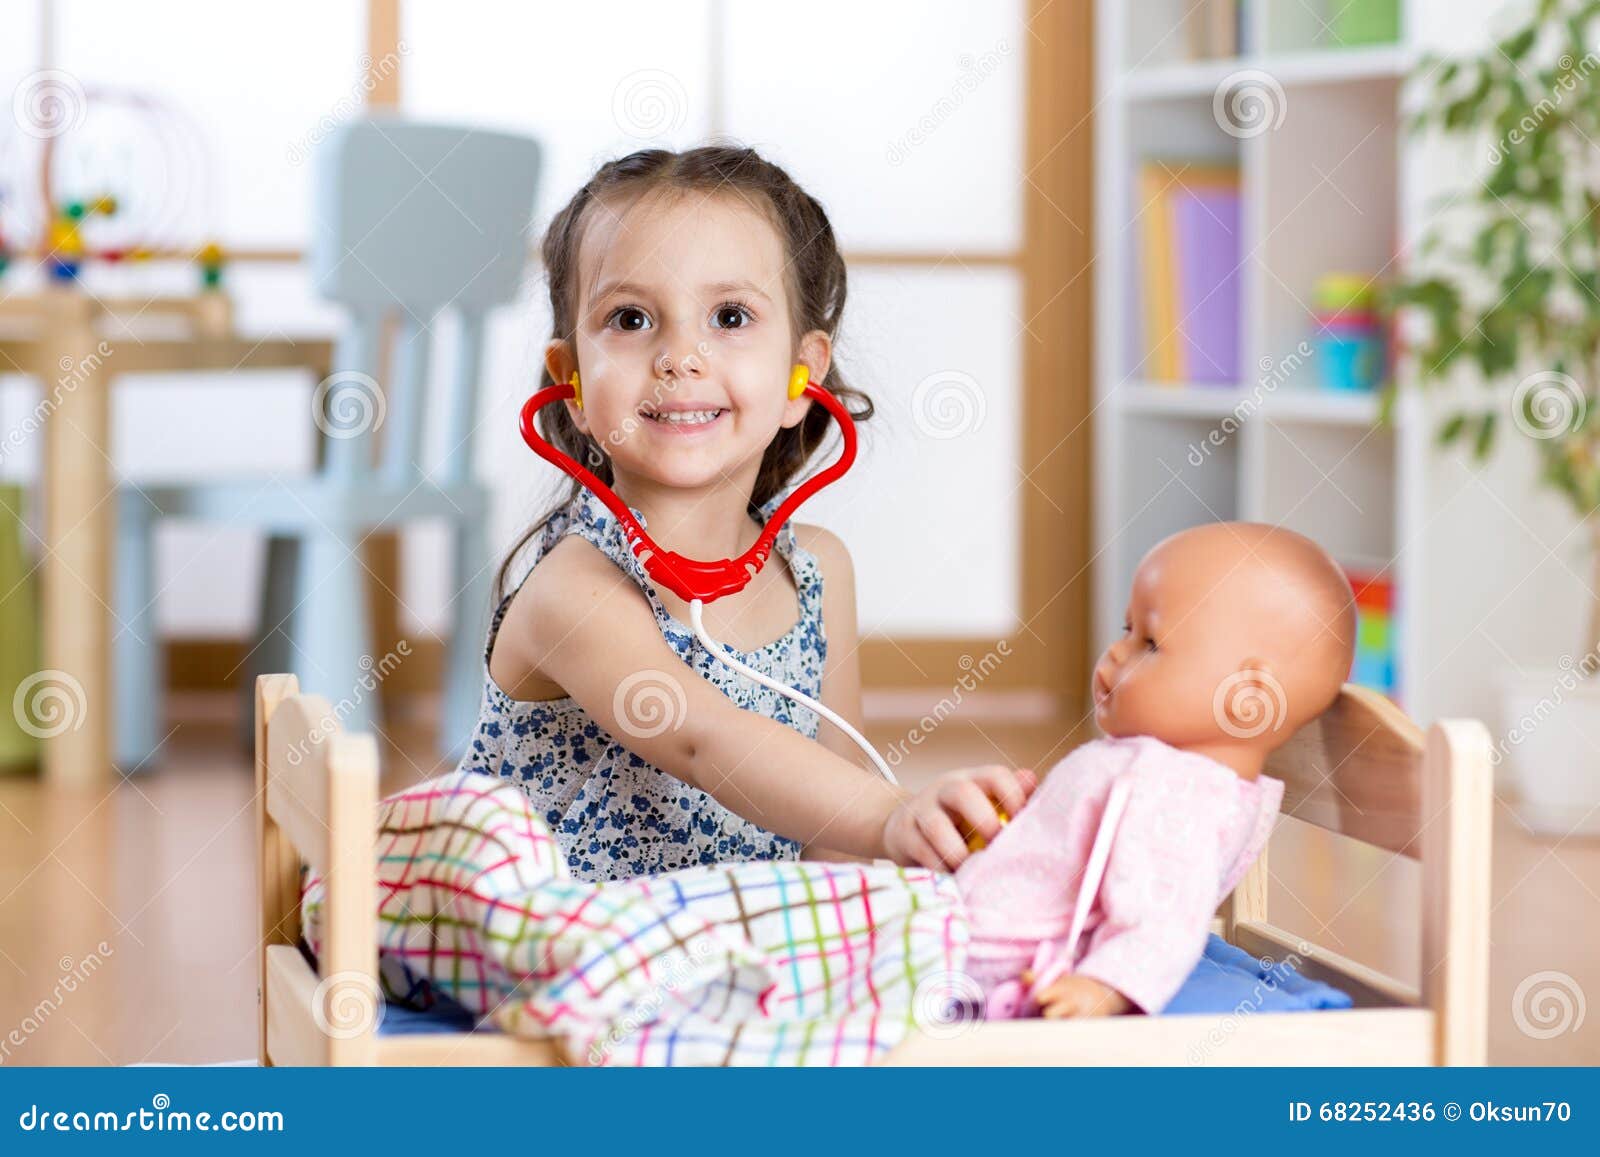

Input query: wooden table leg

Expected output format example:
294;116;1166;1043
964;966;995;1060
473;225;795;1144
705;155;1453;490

36;293;112;788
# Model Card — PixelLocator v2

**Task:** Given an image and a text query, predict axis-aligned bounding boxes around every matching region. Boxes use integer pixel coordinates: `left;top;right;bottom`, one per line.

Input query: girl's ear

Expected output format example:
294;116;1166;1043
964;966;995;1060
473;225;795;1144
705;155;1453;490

782;329;833;428
544;339;589;434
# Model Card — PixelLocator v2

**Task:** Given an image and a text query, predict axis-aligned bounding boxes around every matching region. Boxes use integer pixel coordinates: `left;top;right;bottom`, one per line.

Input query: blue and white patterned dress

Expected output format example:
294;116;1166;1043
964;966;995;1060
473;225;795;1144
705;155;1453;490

457;487;827;881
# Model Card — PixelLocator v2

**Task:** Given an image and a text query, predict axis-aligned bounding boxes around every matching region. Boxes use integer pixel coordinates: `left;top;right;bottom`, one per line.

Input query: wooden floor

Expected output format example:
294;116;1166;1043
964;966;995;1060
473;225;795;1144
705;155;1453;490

0;696;1595;1066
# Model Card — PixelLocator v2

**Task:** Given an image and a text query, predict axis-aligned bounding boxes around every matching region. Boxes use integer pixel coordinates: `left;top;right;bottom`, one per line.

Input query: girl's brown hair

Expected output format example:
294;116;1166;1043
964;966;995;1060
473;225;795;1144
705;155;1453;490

492;144;874;605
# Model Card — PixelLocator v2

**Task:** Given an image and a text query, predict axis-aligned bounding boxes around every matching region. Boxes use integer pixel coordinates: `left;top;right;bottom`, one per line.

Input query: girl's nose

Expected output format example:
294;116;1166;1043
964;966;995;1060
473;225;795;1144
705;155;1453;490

653;347;704;380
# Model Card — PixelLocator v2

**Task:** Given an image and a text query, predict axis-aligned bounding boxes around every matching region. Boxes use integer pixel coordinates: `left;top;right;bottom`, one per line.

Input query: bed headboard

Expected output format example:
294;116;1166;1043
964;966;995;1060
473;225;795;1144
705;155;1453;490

1237;682;1492;1062
1264;682;1426;858
255;673;378;1065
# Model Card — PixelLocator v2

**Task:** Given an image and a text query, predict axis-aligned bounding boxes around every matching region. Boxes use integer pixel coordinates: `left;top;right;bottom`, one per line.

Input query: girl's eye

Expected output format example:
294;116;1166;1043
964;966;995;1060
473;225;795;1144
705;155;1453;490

1143;636;1159;653
607;306;652;332
711;302;753;330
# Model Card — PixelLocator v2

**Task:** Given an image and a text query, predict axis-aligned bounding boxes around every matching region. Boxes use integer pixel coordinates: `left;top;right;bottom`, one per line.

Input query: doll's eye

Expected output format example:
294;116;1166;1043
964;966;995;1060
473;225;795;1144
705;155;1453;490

1143;636;1159;653
607;306;652;332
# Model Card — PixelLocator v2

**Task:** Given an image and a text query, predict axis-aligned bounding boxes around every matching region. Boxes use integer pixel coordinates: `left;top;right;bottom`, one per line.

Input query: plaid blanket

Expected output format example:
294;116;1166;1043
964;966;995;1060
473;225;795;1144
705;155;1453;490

302;771;974;1066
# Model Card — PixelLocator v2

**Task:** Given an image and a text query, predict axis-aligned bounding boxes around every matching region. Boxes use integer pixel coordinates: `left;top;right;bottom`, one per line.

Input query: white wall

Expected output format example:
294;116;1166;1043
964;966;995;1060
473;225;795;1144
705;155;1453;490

2;0;1030;646
1402;0;1592;725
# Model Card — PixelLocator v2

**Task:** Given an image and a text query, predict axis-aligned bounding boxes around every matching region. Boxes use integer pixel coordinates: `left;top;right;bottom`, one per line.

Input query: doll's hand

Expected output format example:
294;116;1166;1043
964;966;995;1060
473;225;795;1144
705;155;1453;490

1024;970;1134;1018
883;765;1037;872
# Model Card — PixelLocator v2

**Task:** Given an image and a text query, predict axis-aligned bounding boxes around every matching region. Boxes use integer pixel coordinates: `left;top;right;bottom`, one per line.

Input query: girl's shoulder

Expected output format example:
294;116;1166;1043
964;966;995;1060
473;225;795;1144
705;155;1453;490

789;522;853;584
490;533;658;700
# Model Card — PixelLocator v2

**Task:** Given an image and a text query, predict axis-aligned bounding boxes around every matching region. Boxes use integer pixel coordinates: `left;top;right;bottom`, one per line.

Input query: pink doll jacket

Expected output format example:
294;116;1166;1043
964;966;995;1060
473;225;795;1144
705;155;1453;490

954;735;1285;1015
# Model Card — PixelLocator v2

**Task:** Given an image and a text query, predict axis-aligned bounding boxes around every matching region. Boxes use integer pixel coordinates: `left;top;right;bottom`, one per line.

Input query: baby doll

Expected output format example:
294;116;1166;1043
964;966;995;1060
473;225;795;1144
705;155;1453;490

956;521;1357;1019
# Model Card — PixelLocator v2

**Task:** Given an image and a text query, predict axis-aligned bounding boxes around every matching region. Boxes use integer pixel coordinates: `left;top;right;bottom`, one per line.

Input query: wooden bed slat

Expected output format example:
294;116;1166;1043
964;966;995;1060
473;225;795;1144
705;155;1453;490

377;1033;566;1067
886;1007;1436;1066
1264;684;1425;858
1232;920;1421;1010
264;692;339;871
265;945;331;1067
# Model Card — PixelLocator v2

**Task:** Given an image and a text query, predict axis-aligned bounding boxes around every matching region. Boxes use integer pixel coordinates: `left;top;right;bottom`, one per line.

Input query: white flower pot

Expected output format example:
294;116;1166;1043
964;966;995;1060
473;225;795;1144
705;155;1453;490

1495;668;1600;837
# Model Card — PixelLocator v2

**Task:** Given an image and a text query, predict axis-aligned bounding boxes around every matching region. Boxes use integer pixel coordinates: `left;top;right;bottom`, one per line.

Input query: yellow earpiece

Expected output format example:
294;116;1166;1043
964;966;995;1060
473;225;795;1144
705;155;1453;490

568;370;582;409
788;364;811;400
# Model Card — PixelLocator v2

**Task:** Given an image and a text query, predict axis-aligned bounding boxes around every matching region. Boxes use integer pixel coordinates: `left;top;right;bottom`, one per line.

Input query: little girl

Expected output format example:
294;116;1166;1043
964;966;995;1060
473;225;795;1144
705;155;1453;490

460;145;1034;881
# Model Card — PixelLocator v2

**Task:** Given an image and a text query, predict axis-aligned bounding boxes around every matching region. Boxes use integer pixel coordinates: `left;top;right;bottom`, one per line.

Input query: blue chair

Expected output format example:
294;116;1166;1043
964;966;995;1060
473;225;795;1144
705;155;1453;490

116;118;541;766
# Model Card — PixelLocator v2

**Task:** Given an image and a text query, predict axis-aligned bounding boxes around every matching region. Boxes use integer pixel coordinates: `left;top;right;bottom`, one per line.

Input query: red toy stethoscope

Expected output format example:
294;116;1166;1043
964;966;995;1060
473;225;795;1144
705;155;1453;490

519;364;898;785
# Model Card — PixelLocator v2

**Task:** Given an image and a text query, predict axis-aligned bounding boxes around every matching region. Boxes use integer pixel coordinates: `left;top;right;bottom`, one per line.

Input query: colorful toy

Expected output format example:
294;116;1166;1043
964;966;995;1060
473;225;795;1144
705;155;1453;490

1344;565;1399;700
196;240;225;289
0;85;217;282
1311;273;1386;392
45;195;117;282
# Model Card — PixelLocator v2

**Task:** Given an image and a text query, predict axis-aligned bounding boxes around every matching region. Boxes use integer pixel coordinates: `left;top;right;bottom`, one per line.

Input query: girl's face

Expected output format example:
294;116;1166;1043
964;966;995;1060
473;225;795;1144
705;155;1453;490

549;190;830;495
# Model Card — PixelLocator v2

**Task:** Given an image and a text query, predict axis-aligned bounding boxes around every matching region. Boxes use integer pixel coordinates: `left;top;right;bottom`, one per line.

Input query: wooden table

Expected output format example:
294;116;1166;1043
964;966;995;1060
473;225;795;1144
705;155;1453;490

0;288;333;787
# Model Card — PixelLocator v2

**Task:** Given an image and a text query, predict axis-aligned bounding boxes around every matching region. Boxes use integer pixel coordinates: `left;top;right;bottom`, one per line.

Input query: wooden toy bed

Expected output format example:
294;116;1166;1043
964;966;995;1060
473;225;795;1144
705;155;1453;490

254;673;1492;1067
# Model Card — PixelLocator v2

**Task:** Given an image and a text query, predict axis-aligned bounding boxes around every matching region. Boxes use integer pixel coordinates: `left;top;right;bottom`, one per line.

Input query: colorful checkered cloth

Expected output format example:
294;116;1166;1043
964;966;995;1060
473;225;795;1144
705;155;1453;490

302;771;973;1066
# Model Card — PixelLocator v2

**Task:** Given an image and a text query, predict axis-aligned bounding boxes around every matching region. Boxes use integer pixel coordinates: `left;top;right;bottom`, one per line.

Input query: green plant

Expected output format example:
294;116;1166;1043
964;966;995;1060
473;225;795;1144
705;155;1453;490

1386;0;1600;524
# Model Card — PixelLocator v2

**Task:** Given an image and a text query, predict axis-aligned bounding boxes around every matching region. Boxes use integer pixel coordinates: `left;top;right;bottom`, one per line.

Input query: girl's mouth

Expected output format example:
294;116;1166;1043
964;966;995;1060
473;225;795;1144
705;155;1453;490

639;407;728;434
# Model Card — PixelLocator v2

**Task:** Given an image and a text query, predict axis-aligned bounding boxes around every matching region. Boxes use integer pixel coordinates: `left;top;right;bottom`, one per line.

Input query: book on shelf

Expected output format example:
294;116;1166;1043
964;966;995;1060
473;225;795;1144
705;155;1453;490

1136;161;1241;386
1183;0;1249;60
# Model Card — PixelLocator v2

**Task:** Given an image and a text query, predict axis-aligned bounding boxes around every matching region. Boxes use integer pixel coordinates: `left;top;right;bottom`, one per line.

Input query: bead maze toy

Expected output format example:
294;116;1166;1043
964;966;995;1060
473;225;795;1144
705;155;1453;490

1;83;224;289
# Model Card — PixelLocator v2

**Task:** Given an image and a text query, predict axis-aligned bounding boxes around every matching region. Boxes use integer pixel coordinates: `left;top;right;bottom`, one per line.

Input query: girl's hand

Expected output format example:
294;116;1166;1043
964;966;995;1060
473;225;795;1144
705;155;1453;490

882;764;1037;872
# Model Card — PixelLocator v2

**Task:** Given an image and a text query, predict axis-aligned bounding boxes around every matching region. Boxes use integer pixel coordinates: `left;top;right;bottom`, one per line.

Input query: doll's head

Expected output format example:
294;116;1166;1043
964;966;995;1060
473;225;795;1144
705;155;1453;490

1092;522;1357;774
493;146;875;603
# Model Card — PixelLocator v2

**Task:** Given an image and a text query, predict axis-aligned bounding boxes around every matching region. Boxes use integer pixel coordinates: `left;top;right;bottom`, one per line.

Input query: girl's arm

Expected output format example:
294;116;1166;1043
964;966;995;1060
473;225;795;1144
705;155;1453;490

512;535;1030;868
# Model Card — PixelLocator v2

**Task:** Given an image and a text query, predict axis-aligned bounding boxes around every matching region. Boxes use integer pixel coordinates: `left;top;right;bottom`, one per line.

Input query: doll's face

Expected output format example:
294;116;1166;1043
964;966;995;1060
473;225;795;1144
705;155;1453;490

1094;552;1212;743
1092;535;1288;746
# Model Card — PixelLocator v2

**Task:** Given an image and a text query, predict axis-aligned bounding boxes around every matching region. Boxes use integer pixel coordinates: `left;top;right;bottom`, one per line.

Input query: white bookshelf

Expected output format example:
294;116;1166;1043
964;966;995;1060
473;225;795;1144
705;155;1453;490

1092;1;1429;710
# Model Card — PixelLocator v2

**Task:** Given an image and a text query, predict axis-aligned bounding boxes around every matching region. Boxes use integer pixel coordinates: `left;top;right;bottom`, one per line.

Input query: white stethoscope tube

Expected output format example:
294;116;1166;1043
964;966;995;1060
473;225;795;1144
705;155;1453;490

688;598;899;787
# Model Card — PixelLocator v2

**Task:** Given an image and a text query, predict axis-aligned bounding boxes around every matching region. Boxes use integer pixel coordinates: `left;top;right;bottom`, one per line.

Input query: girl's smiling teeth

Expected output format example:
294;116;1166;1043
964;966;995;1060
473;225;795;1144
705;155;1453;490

639;402;728;430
